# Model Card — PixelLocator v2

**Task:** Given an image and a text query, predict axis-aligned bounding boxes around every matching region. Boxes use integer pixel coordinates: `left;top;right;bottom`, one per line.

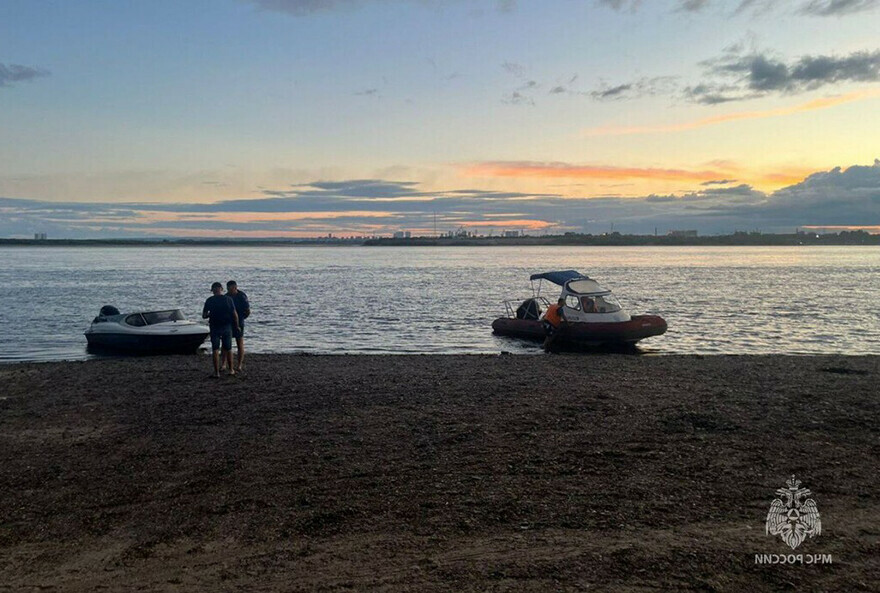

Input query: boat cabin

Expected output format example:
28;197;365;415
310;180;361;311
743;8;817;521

93;308;187;326
123;310;186;327
526;270;631;324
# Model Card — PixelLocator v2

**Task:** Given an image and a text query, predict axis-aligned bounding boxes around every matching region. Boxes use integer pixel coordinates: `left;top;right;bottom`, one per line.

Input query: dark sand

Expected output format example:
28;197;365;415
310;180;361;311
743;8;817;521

1;354;878;592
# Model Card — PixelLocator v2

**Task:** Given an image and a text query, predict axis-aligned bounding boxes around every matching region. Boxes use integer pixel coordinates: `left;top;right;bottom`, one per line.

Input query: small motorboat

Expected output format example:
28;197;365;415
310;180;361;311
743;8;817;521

492;270;667;348
84;305;209;354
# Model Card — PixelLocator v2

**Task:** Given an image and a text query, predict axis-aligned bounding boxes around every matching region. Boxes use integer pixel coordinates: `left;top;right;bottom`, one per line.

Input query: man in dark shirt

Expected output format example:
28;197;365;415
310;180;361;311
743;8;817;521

203;282;239;377
225;280;250;372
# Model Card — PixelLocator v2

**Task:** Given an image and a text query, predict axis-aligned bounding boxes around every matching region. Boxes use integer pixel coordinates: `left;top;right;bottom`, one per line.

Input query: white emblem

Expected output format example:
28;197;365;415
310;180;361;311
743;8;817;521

766;475;822;550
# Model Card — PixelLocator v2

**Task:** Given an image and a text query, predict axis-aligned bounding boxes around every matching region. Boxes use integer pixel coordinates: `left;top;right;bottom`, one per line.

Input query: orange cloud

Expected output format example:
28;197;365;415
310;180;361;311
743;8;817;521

583;89;880;137
463;161;728;182
760;170;818;186
802;225;880;234
463;160;817;190
460;219;553;229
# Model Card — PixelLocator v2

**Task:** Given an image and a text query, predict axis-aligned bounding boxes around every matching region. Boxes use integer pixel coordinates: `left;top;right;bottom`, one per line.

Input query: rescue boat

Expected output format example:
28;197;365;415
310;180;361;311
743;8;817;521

492;270;667;348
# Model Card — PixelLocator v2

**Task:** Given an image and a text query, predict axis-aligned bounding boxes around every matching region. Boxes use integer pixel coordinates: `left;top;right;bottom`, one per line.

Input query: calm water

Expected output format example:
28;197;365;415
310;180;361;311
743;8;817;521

1;245;878;361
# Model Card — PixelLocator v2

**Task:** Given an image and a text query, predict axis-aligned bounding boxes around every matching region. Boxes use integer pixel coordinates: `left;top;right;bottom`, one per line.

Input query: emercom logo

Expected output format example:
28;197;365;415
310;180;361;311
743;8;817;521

765;475;822;550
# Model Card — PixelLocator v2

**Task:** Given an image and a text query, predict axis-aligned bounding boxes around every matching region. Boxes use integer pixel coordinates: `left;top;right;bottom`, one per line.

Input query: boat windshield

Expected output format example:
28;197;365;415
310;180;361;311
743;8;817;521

579;294;622;314
142;310;186;325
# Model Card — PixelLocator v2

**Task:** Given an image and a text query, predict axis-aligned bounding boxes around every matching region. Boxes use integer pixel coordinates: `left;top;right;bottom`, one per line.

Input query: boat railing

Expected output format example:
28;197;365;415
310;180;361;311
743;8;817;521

502;296;551;319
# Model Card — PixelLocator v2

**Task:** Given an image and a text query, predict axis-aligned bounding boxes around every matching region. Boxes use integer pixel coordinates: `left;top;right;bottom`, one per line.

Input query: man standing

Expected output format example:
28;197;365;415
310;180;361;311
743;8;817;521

203;282;239;377
226;280;250;372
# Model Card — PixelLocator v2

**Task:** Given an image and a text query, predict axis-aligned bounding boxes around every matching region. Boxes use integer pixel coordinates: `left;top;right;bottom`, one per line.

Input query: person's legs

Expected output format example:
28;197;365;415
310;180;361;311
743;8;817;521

224;348;235;375
543;324;565;353
542;321;556;353
209;327;222;377
221;327;235;375
232;323;244;371
235;337;245;371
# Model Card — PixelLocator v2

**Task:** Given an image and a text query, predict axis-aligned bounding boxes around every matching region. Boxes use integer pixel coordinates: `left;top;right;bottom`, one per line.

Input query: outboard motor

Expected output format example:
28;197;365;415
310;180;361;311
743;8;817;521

515;298;541;320
100;305;120;316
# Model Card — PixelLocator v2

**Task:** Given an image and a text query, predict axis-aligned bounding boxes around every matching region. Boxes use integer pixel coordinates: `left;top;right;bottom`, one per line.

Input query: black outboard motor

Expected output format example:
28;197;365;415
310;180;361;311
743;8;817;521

515;298;541;320
99;305;120;316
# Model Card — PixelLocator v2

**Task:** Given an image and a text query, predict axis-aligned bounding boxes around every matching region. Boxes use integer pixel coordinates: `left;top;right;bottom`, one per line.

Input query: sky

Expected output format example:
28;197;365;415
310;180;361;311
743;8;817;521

0;0;878;237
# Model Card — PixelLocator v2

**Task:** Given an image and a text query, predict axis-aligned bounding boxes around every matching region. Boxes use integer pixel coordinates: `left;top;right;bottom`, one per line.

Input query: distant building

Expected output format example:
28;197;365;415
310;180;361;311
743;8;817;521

392;231;405;239
34;233;47;240
404;231;411;239
503;230;520;238
668;230;698;238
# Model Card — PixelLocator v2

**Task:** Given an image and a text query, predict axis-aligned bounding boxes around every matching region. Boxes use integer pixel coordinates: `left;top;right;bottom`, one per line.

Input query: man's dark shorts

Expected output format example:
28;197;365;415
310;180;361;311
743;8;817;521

232;321;244;340
210;324;233;351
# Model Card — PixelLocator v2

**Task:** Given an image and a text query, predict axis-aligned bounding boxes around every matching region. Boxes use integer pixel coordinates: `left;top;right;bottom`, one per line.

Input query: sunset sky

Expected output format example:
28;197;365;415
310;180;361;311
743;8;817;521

1;0;878;237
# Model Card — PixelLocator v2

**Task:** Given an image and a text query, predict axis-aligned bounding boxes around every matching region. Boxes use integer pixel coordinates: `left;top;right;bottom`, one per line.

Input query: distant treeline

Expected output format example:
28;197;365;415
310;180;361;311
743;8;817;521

364;231;879;247
0;238;362;247
2;231;878;247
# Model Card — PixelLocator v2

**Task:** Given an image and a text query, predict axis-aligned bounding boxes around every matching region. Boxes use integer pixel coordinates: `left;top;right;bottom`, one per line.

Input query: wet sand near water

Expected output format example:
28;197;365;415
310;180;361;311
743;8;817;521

1;354;878;592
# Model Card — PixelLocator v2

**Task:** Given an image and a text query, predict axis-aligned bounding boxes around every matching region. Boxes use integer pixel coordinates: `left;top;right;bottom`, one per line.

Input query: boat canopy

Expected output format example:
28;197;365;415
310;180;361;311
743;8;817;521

529;270;586;285
566;278;609;295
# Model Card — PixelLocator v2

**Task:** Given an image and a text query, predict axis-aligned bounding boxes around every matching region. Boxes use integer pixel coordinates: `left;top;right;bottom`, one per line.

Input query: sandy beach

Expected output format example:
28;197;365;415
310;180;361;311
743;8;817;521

1;353;877;592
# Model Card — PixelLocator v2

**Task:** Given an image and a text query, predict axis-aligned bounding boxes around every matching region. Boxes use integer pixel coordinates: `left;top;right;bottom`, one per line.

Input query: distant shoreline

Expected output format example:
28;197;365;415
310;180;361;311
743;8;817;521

2;231;878;248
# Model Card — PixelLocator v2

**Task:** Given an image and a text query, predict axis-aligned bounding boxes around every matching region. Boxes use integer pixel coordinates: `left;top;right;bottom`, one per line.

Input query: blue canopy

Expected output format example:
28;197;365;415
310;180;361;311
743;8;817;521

529;270;586;285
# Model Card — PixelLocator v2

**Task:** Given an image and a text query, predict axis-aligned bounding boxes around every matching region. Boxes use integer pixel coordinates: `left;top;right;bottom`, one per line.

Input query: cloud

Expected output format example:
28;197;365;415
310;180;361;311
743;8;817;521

500;62;542;105
595;0;643;11
591;83;632;100
584;88;880;135
800;0;879;15
702;179;738;185
678;0;712;10
244;0;514;15
608;0;880;15
590;76;678;101
734;0;880;14
4;162;880;236
501;61;526;78
2;162;878;236
464;159;816;187
501;91;535;106
463;161;735;183
591;42;880;106
0;63;49;88
687;47;880;103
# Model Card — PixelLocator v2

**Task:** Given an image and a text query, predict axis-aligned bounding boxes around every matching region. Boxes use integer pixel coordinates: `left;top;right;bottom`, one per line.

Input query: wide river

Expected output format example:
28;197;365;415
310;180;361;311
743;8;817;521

1;245;878;361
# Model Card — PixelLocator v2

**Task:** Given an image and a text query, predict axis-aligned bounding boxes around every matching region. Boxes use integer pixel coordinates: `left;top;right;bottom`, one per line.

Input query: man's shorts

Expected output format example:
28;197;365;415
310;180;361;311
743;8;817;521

210;324;233;351
232;321;245;340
